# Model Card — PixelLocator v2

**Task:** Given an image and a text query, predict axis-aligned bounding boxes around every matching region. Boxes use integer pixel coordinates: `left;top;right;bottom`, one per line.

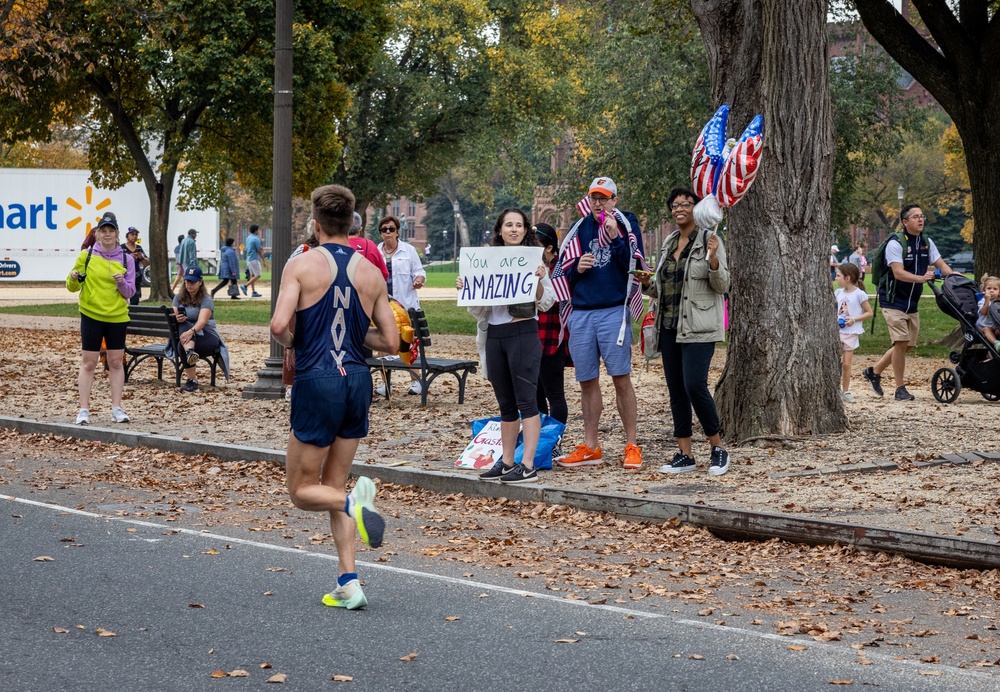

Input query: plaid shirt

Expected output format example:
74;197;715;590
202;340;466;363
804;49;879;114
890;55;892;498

539;259;569;357
658;232;696;330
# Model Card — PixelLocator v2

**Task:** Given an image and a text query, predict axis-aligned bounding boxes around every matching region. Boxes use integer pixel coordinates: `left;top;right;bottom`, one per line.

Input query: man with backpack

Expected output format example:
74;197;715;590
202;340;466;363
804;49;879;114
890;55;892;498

862;203;955;401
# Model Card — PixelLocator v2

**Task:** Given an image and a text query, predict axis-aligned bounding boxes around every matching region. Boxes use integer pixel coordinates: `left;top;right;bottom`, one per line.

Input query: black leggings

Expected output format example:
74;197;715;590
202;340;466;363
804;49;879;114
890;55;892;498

178;322;221;358
659;327;721;439
536;350;568;423
211;278;237;296
486;320;541;422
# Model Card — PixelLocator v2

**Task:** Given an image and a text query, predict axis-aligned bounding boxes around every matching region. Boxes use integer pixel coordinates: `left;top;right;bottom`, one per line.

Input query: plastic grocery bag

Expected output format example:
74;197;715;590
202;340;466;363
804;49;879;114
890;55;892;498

457;415;565;471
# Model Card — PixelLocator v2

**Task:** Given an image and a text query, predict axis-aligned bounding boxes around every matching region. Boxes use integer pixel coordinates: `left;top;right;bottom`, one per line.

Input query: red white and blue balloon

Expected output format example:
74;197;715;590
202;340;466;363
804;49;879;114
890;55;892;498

690;105;729;200
690;106;764;215
716;115;763;207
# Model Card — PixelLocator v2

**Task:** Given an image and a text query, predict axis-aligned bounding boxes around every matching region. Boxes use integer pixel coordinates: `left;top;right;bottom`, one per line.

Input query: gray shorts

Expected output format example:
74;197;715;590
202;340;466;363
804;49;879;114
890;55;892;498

247;259;262;278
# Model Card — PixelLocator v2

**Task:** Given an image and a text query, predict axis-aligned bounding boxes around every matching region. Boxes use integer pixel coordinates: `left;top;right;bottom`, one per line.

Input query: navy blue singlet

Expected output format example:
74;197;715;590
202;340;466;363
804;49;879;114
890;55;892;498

293;243;371;373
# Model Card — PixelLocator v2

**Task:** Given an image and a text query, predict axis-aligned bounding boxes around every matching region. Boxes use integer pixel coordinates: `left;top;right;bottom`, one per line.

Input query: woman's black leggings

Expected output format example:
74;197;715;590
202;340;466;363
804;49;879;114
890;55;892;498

211;278;237;296
178;321;221;358
536;350;568;423
486;320;541;422
659;327;721;439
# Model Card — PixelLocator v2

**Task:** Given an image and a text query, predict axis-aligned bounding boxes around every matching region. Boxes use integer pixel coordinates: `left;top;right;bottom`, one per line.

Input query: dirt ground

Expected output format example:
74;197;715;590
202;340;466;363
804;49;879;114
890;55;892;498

2;313;1000;544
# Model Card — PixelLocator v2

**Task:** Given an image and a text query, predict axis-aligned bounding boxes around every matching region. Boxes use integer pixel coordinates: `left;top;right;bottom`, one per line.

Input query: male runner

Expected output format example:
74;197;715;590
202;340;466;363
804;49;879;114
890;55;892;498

270;184;399;609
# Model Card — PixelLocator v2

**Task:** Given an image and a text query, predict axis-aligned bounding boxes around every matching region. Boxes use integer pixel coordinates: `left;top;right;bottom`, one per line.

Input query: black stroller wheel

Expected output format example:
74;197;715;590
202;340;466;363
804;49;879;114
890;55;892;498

931;367;961;404
983;392;1000;402
949;350;962;364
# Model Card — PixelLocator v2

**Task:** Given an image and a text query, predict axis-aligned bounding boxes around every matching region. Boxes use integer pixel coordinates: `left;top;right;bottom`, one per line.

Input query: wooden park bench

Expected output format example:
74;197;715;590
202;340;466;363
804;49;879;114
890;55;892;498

124;304;224;387
367;307;478;407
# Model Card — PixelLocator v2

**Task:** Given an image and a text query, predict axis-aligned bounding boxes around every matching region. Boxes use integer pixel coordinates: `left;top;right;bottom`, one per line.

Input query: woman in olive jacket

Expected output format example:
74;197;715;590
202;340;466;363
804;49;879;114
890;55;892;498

642;187;731;476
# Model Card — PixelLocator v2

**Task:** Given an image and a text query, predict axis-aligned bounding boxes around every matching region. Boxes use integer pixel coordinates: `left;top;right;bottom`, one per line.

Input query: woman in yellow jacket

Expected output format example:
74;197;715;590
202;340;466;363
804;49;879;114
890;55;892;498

67;212;135;425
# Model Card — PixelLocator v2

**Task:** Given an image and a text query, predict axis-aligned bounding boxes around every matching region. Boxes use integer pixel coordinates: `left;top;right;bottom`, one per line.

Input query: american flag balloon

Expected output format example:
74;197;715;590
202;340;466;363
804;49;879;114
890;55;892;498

716;114;763;207
690;104;729;199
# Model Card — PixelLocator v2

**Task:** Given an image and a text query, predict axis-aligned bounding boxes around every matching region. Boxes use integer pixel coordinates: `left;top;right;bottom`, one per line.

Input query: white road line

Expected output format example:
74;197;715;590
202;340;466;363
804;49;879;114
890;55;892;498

4;494;994;681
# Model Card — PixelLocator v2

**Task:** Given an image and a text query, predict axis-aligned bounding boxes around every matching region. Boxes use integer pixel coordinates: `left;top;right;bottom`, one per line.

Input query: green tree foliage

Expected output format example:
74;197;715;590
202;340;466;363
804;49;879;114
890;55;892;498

555;0;711;225
336;0;586;214
0;0;390;298
828;36;923;233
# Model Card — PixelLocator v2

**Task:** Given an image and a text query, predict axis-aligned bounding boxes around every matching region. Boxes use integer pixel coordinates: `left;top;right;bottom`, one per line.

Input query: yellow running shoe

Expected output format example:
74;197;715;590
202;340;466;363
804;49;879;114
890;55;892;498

322;579;368;610
347;476;385;548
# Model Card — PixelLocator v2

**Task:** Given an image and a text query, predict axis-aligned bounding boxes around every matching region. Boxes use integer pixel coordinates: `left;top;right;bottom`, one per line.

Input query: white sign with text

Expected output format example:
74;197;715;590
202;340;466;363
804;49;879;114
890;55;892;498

457;246;543;307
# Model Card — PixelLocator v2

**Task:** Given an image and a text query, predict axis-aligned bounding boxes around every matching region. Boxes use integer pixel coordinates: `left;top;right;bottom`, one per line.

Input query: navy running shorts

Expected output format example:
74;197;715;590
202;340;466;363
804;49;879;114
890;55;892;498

290;366;373;447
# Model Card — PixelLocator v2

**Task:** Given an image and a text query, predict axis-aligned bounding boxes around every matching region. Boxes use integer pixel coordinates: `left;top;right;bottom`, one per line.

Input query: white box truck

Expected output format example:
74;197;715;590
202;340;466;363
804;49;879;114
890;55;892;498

0;168;219;281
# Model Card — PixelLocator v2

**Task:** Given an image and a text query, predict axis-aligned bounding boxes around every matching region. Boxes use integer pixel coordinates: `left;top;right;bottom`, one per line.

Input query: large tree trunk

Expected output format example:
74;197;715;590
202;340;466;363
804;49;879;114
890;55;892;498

961;121;1000;278
692;0;847;443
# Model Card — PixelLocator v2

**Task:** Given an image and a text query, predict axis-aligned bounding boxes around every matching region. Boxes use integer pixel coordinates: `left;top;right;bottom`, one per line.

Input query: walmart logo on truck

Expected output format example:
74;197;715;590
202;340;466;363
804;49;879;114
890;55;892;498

0;184;110;235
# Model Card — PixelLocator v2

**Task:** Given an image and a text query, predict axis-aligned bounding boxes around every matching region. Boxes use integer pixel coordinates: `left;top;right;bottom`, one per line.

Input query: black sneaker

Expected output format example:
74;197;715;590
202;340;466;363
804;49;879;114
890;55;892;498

180;379;199;393
498;464;538;484
894;386;915;401
709;446;730;476
478;462;512;480
862;367;884;397
659;451;696;474
185;350;199;366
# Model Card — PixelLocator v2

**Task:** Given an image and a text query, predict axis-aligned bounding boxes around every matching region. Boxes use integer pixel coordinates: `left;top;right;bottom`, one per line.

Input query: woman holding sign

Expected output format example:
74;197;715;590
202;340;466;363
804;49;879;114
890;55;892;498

457;209;555;484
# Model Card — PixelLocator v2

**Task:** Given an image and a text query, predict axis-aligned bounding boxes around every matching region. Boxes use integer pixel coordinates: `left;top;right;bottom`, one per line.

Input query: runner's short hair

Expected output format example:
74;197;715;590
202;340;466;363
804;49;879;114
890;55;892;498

311;184;355;237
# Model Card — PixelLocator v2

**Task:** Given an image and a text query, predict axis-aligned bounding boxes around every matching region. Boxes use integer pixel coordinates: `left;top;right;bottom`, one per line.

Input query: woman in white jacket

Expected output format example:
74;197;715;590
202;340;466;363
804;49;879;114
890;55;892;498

377;215;427;394
457;208;555;484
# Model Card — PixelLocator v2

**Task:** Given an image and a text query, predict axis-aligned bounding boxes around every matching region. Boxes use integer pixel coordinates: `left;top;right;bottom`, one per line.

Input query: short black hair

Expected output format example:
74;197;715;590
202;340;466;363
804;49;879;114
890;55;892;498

225;237;235;247
900;203;922;220
667;187;701;209
249;224;259;233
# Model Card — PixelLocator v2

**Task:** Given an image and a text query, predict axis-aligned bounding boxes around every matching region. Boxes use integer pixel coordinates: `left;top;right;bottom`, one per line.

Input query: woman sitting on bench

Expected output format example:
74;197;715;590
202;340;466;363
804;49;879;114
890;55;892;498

172;266;230;392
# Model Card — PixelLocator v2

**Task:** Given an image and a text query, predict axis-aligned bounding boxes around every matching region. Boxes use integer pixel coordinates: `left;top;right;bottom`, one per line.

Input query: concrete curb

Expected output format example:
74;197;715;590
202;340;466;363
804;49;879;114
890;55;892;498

4;415;999;571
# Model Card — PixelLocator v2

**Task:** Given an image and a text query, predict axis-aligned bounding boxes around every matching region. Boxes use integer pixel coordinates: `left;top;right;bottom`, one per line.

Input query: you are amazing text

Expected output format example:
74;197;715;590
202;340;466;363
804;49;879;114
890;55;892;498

459;271;535;302
457;246;542;306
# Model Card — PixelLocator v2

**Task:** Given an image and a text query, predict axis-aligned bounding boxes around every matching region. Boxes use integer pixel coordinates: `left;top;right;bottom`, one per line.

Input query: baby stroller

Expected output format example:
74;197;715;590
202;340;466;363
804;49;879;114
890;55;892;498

929;274;1000;403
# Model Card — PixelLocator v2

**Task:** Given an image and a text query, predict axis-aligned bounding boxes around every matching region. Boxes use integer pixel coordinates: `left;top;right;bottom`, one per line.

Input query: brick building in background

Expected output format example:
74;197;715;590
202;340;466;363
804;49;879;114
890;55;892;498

367;196;429;251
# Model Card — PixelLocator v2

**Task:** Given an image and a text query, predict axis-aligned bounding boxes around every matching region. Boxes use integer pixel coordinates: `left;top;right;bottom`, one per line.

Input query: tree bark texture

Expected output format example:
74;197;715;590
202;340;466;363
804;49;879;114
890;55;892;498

853;0;1000;280
692;0;848;442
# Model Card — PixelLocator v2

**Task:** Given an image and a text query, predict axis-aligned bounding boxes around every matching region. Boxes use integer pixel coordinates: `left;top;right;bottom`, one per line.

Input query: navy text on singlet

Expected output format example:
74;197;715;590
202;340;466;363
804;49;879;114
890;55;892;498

293;243;370;373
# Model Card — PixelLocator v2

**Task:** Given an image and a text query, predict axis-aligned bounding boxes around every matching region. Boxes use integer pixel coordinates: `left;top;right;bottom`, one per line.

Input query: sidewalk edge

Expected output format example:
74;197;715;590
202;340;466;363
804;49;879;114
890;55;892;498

3;416;997;571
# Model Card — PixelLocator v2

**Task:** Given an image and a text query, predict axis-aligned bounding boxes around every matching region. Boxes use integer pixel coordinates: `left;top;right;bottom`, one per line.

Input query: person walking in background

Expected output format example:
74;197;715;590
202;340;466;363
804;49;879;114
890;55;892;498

171;234;185;289
641;188;731;476
829;244;840;281
863;203;955;402
173;228;198;292
835;263;872;403
457;209;555;484
532;222;569;455
121;226;149;305
211;237;241;299
552;176;645;471
67;212;134;425
242;224;264;298
269;184;399;610
376;214;426;396
848;245;867;282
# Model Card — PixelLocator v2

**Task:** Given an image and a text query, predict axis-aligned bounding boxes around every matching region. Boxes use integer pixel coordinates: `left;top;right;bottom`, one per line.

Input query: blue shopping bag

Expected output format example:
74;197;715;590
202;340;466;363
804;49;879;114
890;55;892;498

462;415;565;471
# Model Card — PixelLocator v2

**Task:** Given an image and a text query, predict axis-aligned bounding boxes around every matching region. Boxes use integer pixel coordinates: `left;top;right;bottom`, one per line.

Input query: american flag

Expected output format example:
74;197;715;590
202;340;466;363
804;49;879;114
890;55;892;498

551;200;650;346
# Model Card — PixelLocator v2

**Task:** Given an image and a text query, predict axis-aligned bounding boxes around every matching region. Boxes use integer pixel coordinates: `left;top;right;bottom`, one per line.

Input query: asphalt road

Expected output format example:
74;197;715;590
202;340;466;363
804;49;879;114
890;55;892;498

2;494;994;692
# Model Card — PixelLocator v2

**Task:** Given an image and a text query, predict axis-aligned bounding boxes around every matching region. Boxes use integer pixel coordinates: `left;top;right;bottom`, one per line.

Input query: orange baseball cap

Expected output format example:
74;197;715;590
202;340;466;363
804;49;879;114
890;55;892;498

589;177;617;198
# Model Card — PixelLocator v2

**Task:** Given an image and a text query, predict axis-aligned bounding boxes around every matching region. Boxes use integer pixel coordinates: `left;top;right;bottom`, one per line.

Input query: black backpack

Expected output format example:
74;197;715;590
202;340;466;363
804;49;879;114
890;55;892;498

868;230;906;293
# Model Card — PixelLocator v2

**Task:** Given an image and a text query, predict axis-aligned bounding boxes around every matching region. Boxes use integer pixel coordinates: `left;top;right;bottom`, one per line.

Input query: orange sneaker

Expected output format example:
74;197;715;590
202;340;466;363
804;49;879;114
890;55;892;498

623;443;643;469
556;443;603;468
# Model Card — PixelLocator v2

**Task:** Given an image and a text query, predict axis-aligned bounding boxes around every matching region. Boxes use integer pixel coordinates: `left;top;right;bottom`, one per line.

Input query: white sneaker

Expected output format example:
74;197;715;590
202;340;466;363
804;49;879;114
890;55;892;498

841;391;855;404
76;409;90;425
374;382;387;397
111;406;130;423
407;380;423;395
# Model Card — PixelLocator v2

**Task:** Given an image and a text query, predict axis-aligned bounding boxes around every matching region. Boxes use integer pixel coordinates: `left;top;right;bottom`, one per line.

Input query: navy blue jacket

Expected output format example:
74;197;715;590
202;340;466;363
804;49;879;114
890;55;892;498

568;210;644;311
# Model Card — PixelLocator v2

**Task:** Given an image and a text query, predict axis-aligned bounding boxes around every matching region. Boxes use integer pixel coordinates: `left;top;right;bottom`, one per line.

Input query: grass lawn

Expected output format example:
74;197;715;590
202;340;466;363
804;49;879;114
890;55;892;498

0;291;963;356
